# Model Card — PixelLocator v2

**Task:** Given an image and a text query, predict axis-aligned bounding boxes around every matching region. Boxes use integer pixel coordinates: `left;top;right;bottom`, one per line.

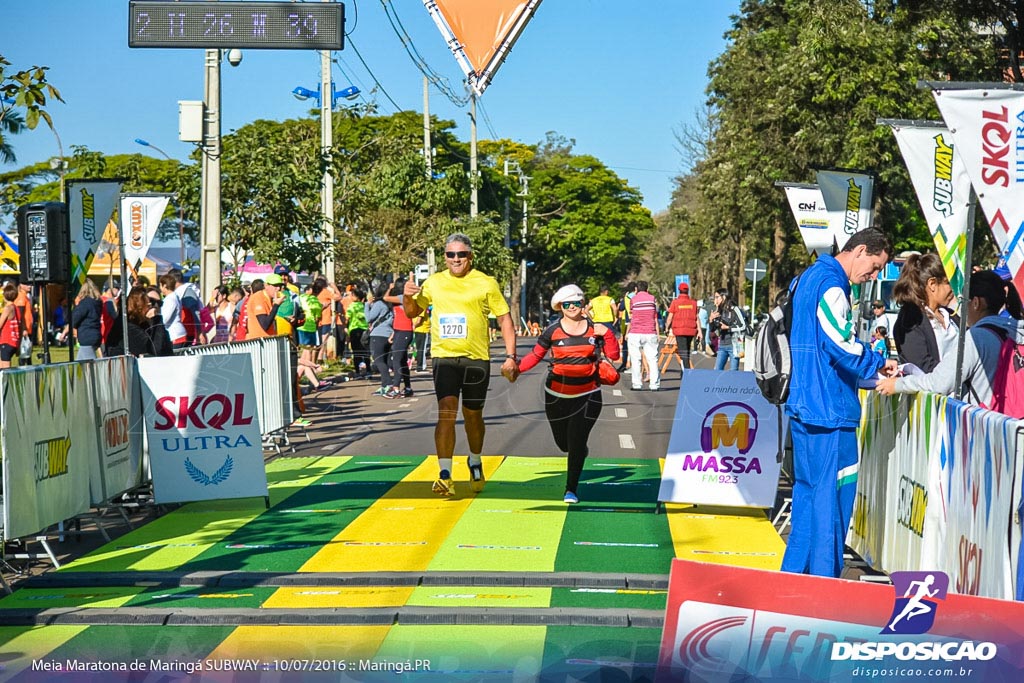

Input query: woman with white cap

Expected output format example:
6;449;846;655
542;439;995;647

514;284;620;503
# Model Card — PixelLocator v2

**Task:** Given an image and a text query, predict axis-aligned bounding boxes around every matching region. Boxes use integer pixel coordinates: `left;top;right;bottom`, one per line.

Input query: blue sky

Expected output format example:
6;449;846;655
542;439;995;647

1;1;737;213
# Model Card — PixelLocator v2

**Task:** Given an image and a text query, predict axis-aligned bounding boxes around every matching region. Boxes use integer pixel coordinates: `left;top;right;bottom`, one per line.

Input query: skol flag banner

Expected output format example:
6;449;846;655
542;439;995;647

889;123;971;295
67;178;122;286
0;230;19;274
424;0;542;96
780;183;833;255
933;89;1024;294
138;354;267;504
120;194;168;284
658;370;782;508
816;169;875;250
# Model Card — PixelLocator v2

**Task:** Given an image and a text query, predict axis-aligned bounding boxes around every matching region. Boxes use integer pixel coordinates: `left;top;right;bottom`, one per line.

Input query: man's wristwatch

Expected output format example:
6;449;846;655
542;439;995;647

505;354;518;361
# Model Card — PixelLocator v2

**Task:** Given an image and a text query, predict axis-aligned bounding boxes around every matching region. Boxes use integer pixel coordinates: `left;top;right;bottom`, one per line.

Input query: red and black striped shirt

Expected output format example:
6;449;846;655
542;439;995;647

519;321;620;397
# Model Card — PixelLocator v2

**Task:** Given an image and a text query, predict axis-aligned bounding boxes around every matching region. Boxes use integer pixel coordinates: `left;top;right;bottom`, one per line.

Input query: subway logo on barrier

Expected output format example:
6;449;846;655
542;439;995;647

843;178;862;236
896;476;927;538
933;134;955;217
35;435;71;482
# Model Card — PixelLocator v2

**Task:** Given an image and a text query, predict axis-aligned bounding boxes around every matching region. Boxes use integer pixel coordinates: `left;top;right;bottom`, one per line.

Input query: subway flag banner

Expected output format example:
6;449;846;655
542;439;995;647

137;354;267;504
816;169;875;250
0;363;96;539
888;123;970;296
655;559;1024;682
658;370;781;508
933;88;1024;296
67;179;122;287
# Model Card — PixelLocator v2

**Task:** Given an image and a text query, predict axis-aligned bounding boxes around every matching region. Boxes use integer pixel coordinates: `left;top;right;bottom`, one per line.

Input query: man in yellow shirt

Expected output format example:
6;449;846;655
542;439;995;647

404;233;518;497
586;285;619;331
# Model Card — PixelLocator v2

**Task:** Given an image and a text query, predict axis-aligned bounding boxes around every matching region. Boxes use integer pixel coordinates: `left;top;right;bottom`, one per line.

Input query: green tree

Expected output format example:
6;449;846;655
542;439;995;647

0;55;63;163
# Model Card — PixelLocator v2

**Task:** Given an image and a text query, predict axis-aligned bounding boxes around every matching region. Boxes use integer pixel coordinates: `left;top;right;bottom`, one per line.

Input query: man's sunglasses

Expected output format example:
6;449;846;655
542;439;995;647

560;300;583;310
445;250;470;259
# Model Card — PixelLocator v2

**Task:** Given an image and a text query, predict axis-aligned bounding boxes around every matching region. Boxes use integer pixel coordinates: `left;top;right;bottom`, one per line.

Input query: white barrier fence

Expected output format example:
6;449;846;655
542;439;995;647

0;337;292;543
852;391;1024;601
175;335;294;436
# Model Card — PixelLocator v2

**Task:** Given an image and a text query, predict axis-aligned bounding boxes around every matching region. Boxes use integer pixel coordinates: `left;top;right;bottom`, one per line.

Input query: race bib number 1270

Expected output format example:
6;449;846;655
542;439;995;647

438;314;468;339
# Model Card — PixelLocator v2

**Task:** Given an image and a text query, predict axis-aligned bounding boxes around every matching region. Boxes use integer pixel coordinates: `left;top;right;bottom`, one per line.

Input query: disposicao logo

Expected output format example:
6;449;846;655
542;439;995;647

831;571;997;662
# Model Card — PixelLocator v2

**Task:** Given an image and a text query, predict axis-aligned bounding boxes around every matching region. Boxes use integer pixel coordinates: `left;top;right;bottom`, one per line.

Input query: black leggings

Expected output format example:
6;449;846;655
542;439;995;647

389;330;413;389
369;335;392;388
349;328;370;375
675;334;693;369
544;390;603;494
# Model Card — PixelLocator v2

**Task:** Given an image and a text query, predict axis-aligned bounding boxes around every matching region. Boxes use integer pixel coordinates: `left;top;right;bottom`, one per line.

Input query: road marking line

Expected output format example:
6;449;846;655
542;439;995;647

614;408;628;418
612;389;622;397
618;434;636;449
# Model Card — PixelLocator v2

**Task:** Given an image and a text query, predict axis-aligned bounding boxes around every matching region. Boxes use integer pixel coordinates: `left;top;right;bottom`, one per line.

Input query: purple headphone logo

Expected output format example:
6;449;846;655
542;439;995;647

699;401;758;455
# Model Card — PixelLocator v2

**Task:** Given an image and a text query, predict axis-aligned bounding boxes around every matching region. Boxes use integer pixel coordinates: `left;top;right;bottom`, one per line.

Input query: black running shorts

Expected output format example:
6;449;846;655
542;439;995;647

432;357;491;411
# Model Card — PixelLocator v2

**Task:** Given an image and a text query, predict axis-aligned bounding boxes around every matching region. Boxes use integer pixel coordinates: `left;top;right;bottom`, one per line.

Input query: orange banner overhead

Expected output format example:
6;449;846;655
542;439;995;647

425;0;542;96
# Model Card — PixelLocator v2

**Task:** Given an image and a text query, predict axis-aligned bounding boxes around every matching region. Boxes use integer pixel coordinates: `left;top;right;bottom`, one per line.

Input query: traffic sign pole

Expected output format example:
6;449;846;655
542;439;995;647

744;258;767;319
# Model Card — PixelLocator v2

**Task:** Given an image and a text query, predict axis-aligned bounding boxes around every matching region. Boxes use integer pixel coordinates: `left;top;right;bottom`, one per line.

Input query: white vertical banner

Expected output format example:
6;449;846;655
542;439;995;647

932;89;1024;295
658;370;781;508
889;124;971;294
120;194;169;287
0;364;95;539
816;170;875;250
780;184;833;255
67;179;122;287
137;354;267;504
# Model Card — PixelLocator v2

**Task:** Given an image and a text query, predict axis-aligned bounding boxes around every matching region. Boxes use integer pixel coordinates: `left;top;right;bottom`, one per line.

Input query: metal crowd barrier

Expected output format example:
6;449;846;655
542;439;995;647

176;336;295;436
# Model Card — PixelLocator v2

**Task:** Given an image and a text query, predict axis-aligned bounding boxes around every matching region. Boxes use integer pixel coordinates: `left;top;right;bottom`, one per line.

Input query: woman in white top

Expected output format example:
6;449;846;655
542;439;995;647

891;253;958;372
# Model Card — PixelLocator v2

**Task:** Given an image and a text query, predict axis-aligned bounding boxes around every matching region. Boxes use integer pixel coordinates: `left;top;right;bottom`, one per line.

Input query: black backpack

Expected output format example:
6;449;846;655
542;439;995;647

754;275;801;405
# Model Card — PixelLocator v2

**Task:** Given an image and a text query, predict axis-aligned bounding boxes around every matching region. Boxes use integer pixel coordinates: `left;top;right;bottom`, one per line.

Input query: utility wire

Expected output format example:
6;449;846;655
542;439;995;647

476;98;499;140
380;0;470;107
345;0;359;35
346;36;404;112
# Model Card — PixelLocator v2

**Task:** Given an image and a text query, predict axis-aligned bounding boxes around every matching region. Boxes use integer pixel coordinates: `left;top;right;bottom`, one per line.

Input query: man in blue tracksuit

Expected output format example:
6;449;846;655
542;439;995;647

784;228;897;578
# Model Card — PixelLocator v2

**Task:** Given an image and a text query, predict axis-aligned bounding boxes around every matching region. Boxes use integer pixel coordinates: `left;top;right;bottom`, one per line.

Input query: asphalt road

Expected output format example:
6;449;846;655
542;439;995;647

300;338;724;461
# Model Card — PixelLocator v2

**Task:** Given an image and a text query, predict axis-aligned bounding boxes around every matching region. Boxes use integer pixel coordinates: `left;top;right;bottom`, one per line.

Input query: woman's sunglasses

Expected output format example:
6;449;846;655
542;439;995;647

445;251;470;259
560;300;583;310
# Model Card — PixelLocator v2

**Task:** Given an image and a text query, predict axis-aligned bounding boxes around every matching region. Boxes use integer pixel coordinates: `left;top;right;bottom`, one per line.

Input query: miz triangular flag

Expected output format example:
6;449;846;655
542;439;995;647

424;0;542;96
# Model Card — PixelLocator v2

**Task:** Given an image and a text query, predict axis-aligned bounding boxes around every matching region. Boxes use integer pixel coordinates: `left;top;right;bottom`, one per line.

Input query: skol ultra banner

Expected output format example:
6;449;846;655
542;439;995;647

0;363;95;539
889;123;971;295
119;194;169;288
137;354;267;504
67;179;122;287
933;89;1024;295
658;369;781;508
781;183;833;255
816;170;875;250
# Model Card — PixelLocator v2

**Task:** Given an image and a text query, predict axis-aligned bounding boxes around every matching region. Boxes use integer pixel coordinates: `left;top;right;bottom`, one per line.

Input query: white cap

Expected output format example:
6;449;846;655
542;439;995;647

551;284;585;311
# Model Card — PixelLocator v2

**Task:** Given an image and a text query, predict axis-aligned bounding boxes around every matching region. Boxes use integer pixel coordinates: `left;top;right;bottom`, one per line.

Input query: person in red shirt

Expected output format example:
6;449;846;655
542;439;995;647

664;282;700;370
384;278;414;398
514;284;620;504
0;283;22;368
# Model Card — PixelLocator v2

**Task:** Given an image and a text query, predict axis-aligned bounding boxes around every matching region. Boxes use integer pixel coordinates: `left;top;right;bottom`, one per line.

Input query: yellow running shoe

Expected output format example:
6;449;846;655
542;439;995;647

469;462;485;493
432;476;455;497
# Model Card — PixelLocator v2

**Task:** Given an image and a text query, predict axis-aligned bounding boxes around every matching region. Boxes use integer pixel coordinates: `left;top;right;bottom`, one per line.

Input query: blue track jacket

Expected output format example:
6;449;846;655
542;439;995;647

786;254;885;428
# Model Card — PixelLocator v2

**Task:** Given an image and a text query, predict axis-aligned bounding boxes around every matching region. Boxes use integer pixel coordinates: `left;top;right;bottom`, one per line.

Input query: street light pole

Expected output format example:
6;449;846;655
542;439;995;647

134;138;185;267
470;93;478;218
321;47;334;281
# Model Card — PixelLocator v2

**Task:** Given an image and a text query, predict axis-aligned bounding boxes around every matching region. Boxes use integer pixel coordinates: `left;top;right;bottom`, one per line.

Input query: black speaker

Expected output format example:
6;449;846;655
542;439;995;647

16;202;70;284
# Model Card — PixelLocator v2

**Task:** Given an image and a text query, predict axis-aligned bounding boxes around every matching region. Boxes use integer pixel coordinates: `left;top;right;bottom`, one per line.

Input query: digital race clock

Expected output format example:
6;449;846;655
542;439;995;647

128;1;344;50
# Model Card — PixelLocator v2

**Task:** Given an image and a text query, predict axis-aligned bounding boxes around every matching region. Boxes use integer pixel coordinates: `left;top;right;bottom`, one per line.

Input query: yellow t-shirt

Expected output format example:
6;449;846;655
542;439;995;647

589;295;615;323
413;269;509;360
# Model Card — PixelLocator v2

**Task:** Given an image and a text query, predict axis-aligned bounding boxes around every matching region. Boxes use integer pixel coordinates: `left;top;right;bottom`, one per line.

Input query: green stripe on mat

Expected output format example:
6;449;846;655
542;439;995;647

122;585;278;610
539;625;662;682
59;456;350;573
0;626;87;679
426;458;568;573
0;587;144;610
549;586;667;611
553;459;675;578
405;585;551;608
174;457;422;572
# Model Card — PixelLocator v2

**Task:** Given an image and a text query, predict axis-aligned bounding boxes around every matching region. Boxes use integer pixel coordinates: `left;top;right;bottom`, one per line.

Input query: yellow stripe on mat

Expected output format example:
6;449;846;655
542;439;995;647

206;625;391;661
263;586;413;609
296;456;503;573
0;626;88;679
658;459;786;571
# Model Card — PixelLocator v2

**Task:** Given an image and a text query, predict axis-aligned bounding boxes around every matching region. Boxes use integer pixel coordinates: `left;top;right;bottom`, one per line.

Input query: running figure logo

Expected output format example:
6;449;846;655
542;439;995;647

881;571;949;635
